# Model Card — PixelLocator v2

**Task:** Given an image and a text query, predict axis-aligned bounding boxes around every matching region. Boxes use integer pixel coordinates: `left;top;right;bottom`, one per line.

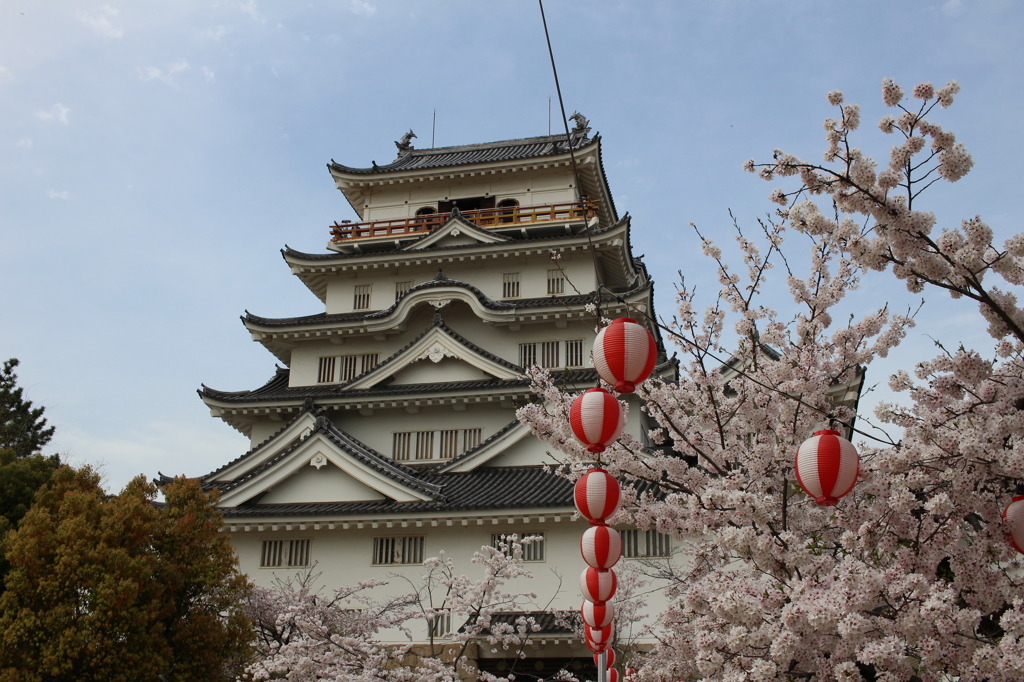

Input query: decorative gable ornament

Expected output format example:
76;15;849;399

575;467;622;523
570;388;626;454
593;318;657;393
794;429;860;506
1003;494;1024;555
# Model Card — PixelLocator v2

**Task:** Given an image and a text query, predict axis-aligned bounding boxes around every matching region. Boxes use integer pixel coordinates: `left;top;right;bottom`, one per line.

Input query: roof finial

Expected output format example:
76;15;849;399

395;130;417;155
434;266;447;281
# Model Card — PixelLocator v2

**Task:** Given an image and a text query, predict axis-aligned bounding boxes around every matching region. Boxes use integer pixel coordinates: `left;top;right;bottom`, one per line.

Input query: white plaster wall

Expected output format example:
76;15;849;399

258;462;386;504
389;356;492;384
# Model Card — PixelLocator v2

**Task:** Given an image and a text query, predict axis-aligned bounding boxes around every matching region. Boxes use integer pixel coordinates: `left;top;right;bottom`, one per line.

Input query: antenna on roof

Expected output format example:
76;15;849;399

548;96;551;135
432;109;436;148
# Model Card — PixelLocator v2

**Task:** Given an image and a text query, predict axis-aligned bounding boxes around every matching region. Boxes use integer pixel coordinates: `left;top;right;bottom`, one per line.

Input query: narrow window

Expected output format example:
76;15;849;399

353;284;372;310
430;611;452;639
338;355;359;382
318;356;337;384
621;529;671;558
565;339;584;368
540;341;560;368
393;432;412;461
497;198;519;224
519;343;537;367
462;428;482;453
261;539;311;568
491;532;545;562
547;269;565;295
373;536;424;565
502;273;520;299
439;430;459;459
415;431;434;460
645;529;672;557
396;281;414;301
621;530;641;559
361;353;379;374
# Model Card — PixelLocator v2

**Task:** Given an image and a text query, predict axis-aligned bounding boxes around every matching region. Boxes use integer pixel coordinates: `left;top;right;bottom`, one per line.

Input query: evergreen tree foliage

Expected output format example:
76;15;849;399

0;359;55;459
0;467;253;681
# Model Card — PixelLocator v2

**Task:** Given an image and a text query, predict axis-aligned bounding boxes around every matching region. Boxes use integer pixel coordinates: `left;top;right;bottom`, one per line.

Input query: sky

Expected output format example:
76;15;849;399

1;0;1021;492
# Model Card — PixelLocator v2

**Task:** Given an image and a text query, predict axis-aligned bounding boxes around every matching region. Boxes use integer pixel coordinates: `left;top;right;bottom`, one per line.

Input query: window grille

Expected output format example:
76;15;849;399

373;536;424;565
393;432;412;461
396;280;414;301
462;428;482;453
621;529;671;558
502;273;520;299
439;430;459;459
415;431;434;460
565;339;584;368
317;356;336;383
541;341;560;368
547;269;565;295
430;611;452;639
353;284;372;310
260;539;312;568
338;355;358;382
519;343;537;367
491;532;545;562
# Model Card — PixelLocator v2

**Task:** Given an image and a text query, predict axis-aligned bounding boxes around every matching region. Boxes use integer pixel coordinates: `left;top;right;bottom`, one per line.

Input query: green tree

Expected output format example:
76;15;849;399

0;359;55;459
0;467;252;682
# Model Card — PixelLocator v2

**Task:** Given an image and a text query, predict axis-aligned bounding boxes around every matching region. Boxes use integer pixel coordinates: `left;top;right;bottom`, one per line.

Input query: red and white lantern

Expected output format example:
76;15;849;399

593;318;657;393
595;650;616;668
581;525;622;569
606;668;619;682
794;429;860;506
1003;494;1024;555
575;468;622;522
570;388;626;453
580;567;617;603
582;600;615;628
585;624;613;649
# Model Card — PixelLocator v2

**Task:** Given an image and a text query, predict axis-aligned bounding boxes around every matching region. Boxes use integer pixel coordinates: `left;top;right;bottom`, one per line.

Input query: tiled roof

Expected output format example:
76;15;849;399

217;465;575;517
199;368;602;404
205;411;443;500
242;276;653;328
281;214;630;263
328;133;594;176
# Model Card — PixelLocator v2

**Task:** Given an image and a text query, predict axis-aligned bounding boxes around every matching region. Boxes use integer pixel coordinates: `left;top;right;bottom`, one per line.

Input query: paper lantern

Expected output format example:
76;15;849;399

607;669;619;682
582;600;615;628
593;318;657;393
1003;494;1024;554
794;429;860;506
582;525;622;569
585;624;613;649
575;468;622;522
570;388;626;454
580;567;617;603
594;649;616;668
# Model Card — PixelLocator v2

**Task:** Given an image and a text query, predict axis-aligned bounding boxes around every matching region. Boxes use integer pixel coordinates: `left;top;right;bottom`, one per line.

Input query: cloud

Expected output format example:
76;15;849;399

37;103;70;124
201;66;215;82
137;61;190;85
201;25;226;41
79;5;123;38
349;0;376;17
17;137;32;149
942;0;964;15
47;189;70;200
239;0;266;23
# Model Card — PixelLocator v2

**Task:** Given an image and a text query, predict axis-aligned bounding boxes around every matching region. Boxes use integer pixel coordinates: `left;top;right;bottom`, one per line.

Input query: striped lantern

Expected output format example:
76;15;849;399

593;317;658;393
607;669;619;682
582;525;622;569
595;650;616;668
575;468;622;522
1003;494;1024;555
585;624;613;650
580;567;617;603
582;600;615;628
570;388;626;453
794;429;860;506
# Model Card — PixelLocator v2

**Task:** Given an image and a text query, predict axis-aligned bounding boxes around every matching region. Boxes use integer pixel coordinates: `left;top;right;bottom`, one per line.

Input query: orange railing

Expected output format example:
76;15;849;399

329;201;598;242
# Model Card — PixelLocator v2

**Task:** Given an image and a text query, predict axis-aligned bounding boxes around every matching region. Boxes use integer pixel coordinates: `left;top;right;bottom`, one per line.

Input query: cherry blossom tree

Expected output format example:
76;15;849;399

518;80;1024;681
241;535;574;682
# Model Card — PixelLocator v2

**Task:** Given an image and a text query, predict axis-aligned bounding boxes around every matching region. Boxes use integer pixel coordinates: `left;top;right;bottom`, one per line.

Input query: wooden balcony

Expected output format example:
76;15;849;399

329;201;597;243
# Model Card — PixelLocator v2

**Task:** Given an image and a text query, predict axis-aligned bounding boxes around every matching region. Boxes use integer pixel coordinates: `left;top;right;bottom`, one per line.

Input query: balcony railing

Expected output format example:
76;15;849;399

329;201;597;243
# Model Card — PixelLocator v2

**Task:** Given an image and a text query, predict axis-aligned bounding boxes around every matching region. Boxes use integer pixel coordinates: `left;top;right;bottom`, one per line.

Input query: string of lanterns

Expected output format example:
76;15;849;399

569;317;1024;680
